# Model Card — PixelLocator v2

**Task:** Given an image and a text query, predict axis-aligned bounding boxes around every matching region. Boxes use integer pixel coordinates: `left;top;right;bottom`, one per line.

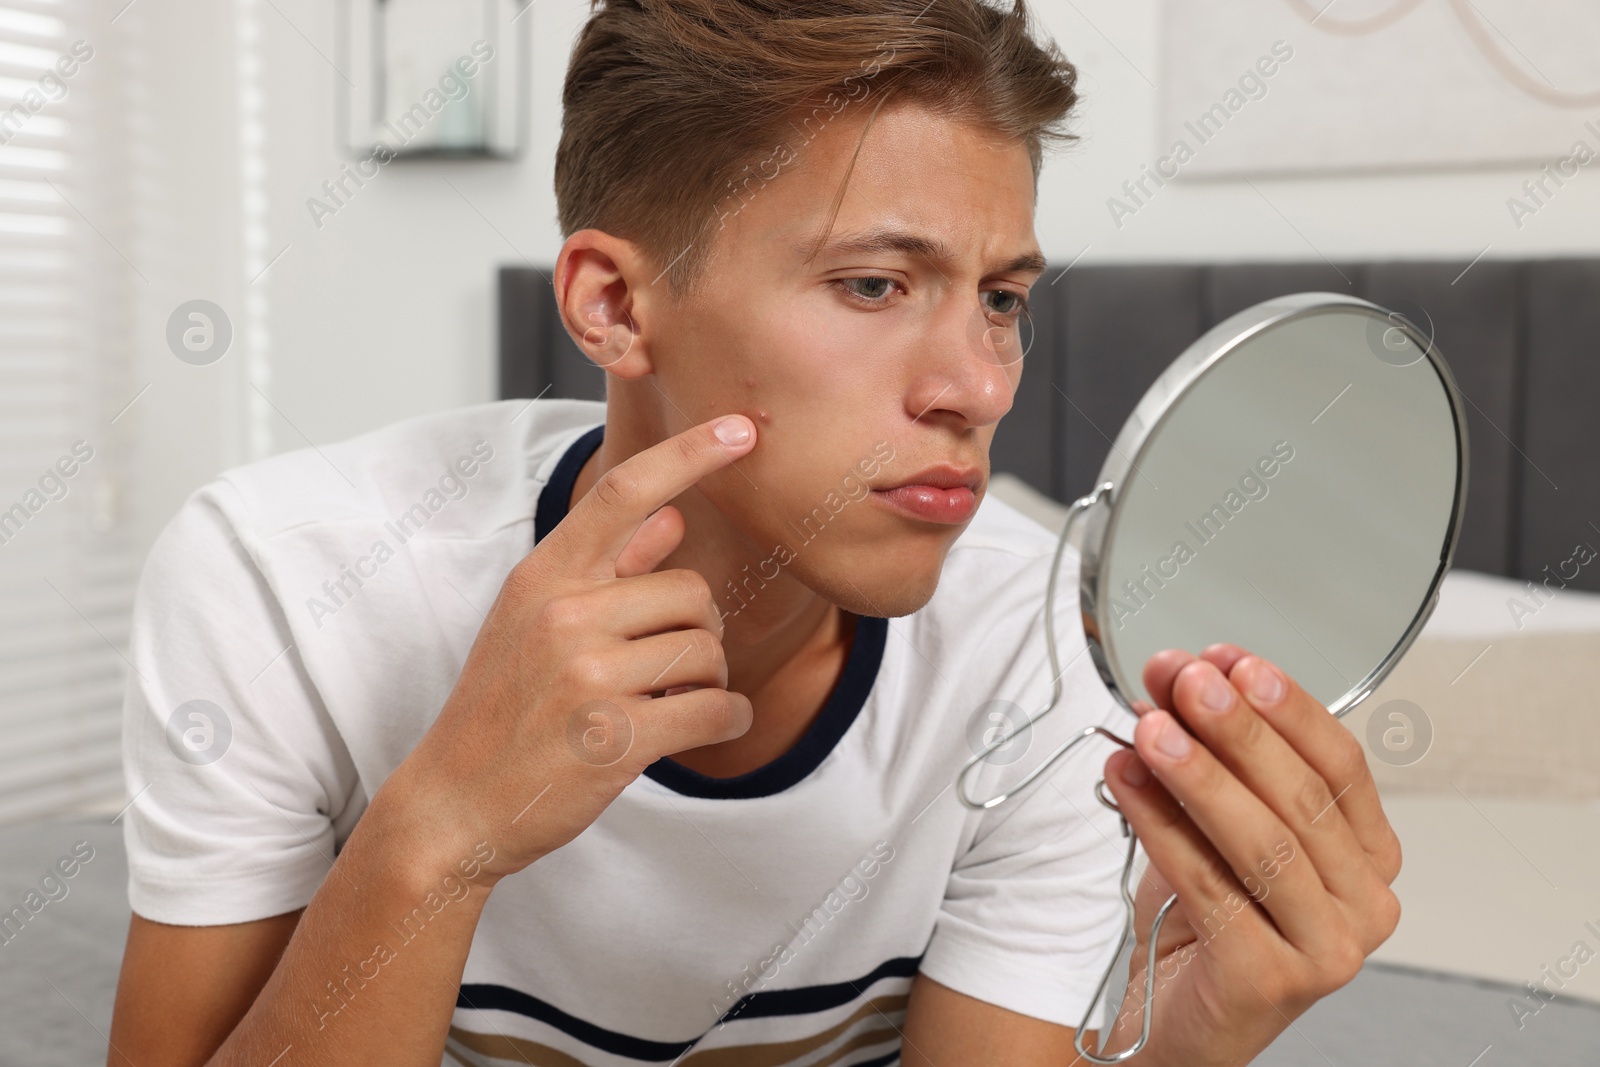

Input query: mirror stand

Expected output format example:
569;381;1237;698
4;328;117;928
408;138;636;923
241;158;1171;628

956;483;1172;1065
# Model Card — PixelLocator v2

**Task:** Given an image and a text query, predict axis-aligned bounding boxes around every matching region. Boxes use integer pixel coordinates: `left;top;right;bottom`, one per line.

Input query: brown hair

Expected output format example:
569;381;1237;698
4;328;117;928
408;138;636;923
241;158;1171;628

555;0;1081;301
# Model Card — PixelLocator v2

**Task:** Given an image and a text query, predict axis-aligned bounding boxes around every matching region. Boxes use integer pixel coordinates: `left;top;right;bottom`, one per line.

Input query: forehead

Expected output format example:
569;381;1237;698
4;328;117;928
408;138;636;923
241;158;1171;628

714;98;1039;273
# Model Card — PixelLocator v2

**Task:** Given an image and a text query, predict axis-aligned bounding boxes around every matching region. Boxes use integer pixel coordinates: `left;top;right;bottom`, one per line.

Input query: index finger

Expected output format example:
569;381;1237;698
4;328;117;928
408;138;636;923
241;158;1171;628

558;414;756;567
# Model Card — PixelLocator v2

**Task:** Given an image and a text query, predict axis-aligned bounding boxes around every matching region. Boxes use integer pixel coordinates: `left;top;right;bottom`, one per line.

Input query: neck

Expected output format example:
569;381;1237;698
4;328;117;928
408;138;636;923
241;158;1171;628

569;409;853;775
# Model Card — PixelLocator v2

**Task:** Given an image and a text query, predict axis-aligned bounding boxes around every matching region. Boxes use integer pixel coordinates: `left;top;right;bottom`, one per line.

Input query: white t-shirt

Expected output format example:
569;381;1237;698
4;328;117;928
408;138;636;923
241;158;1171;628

121;398;1130;1066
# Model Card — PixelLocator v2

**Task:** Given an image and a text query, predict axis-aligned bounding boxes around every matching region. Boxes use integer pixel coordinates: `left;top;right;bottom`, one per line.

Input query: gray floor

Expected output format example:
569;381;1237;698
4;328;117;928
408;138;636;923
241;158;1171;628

1255;961;1600;1066
1;818;129;1067
2;818;1596;1065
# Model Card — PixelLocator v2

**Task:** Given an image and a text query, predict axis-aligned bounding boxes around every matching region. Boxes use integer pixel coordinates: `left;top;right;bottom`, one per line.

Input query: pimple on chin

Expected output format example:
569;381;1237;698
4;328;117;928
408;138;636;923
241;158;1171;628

755;408;771;424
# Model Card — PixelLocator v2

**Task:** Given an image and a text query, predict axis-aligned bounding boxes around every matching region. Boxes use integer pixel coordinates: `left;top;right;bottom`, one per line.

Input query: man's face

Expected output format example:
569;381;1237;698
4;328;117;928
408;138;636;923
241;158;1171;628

647;98;1043;618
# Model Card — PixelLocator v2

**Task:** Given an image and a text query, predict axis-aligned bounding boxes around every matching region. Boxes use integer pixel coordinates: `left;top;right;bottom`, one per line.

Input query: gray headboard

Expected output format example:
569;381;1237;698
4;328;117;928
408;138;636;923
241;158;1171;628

499;259;1600;591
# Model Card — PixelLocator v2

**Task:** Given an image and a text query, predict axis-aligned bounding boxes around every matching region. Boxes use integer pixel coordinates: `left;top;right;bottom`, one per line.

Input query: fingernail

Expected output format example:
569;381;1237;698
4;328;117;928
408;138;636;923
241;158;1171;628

1248;660;1286;706
1156;719;1193;760
1120;753;1151;788
1199;666;1233;714
714;416;751;447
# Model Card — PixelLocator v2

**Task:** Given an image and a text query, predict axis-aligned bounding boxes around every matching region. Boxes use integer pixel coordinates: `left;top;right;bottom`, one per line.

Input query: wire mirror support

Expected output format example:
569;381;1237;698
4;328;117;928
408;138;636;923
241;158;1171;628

954;482;1176;1063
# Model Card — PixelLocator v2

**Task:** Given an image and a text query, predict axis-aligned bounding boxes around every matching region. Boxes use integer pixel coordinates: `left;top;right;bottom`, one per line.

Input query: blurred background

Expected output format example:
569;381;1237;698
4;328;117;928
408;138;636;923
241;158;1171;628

2;0;1598;1063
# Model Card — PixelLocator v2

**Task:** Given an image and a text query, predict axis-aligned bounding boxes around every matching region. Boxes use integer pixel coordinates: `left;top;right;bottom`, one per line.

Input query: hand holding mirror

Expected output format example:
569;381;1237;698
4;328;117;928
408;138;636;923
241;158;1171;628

956;291;1468;1063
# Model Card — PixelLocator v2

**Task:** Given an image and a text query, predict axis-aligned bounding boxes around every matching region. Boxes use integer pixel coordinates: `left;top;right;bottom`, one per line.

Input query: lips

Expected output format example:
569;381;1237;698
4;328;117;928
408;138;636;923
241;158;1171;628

870;464;982;525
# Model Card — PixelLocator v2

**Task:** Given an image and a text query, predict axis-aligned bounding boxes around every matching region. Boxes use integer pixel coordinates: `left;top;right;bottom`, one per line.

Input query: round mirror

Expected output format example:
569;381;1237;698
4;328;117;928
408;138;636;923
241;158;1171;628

957;291;1470;1065
1074;292;1469;716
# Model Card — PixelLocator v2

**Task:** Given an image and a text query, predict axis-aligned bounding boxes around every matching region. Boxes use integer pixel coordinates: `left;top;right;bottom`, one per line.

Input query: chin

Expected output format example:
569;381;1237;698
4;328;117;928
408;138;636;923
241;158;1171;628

799;541;949;619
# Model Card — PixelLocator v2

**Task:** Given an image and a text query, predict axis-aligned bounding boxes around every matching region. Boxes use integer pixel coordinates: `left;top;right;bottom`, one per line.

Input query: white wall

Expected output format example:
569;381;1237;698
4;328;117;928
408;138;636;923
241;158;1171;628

127;0;598;549
1029;1;1600;264
126;0;1600;553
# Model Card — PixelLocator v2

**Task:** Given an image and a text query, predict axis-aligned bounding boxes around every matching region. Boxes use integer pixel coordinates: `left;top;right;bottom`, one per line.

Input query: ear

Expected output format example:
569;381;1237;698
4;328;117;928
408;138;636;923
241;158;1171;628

553;229;658;381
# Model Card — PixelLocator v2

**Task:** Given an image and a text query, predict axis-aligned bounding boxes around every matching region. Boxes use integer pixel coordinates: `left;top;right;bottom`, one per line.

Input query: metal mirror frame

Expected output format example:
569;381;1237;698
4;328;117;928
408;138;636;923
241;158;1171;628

1073;291;1472;721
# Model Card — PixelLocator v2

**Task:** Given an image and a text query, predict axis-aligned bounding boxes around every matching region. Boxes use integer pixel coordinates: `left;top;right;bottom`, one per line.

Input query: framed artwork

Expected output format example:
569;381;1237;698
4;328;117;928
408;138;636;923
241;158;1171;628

337;0;532;159
1158;0;1600;177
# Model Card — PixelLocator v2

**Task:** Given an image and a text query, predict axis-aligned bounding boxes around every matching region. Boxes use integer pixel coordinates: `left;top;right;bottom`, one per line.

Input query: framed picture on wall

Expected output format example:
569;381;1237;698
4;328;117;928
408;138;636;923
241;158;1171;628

1158;0;1600;176
336;0;531;159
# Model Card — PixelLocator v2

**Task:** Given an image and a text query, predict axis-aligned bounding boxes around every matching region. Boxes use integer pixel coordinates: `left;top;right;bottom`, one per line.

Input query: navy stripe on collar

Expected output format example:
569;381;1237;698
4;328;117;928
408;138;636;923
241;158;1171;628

535;423;605;544
532;422;887;800
643;610;886;800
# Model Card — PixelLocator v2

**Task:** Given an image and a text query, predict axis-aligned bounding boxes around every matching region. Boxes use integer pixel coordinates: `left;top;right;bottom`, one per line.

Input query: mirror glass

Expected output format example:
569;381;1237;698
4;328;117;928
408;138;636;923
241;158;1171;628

1080;297;1466;713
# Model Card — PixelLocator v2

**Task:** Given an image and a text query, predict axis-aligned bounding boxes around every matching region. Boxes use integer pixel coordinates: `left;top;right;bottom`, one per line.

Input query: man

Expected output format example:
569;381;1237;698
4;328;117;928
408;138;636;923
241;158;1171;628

109;1;1401;1064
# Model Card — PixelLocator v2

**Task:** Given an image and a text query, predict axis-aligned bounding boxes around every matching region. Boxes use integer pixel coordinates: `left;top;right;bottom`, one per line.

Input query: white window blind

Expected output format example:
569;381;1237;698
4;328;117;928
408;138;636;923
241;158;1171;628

0;0;138;826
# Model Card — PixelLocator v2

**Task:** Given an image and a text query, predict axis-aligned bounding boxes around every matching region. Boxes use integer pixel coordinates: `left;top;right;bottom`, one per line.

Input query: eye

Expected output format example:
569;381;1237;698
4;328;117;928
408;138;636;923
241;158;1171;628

834;276;900;306
984;289;1029;318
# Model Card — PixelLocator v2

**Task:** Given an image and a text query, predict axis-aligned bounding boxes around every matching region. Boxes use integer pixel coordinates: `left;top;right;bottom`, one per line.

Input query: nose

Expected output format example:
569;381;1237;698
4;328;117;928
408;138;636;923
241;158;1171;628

903;299;1023;429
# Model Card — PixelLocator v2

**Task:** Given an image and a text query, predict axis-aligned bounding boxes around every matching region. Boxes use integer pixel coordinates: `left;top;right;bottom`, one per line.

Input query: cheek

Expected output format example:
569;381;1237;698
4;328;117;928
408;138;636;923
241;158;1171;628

724;324;852;431
690;304;901;502
737;377;772;426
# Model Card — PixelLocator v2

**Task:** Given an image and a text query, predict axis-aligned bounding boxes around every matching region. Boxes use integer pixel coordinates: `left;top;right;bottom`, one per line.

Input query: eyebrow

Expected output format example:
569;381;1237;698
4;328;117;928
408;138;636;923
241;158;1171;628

801;228;1048;277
